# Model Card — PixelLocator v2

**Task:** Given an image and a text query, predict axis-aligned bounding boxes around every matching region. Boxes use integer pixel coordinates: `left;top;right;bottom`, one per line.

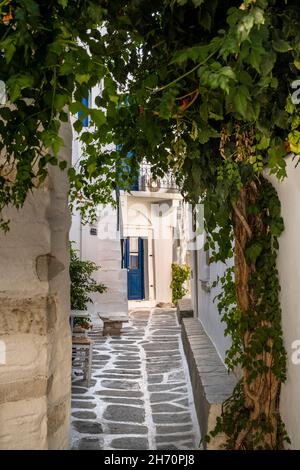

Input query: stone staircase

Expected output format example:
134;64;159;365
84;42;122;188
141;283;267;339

81;232;128;325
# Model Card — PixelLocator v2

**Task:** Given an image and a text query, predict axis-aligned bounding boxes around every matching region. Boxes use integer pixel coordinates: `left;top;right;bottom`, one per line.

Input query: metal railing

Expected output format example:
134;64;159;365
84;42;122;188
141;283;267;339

137;160;179;192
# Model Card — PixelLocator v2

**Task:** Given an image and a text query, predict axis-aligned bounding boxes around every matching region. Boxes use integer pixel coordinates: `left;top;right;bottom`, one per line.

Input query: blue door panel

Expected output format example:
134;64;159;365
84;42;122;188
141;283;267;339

124;238;144;300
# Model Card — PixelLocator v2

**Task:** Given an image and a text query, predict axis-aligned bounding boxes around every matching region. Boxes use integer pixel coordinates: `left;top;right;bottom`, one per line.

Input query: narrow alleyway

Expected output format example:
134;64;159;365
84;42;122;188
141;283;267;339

70;308;200;450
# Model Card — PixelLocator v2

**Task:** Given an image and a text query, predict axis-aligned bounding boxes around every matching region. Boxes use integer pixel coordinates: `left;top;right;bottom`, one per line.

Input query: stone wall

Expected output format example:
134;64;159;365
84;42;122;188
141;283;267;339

181;317;236;449
0;121;72;449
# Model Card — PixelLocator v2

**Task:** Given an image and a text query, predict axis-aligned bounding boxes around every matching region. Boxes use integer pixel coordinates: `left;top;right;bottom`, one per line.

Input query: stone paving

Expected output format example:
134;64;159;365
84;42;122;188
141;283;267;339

70;308;200;450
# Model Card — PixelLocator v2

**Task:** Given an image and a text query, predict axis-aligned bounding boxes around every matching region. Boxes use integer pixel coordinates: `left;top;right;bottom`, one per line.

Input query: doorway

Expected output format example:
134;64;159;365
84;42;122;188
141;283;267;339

123;237;145;300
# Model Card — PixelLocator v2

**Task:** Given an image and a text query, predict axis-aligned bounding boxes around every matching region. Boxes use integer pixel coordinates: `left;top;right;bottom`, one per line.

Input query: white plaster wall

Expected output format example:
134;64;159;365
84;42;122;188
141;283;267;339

267;155;300;449
75;204;128;319
193;244;232;363
69;211;81;253
154;238;173;303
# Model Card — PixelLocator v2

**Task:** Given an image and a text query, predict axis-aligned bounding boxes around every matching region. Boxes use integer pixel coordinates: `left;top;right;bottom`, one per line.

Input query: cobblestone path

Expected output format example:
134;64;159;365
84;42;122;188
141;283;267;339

71;308;200;450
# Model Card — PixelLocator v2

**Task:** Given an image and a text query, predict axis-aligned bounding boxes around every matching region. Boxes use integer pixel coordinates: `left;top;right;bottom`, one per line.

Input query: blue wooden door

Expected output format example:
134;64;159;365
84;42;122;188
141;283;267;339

124;237;144;300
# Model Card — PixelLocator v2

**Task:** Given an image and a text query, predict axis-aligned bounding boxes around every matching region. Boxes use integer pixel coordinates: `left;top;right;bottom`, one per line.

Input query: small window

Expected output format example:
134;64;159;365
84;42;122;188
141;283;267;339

129;238;139;269
90;227;97;236
129;237;139;252
130;255;139;269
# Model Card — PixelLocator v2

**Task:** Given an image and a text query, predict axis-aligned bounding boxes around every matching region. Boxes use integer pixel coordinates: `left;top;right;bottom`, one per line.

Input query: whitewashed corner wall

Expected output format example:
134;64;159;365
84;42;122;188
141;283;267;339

190;243;232;364
266;155;300;449
0;121;72;449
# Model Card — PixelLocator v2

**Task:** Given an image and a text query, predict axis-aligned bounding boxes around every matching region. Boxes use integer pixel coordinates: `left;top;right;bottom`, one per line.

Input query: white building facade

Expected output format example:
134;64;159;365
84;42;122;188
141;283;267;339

119;160;190;306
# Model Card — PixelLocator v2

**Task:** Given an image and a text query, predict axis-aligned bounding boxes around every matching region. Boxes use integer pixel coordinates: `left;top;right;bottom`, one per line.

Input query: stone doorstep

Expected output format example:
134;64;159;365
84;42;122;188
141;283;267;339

176;298;194;324
181;318;237;450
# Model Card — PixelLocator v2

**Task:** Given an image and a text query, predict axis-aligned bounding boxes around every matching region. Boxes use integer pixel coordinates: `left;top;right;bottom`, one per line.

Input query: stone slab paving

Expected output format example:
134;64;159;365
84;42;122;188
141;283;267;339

70;307;200;450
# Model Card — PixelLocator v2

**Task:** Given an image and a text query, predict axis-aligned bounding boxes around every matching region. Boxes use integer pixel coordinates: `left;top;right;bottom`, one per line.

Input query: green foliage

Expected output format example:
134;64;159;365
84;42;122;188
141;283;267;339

73;316;93;330
70;244;106;311
0;0;126;229
170;263;190;305
1;1;299;226
208;177;288;448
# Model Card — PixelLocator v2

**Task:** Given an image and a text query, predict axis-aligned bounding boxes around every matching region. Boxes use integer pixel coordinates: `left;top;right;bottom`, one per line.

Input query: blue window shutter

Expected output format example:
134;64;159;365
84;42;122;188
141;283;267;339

78;96;89;127
116;147;139;191
125;152;139;191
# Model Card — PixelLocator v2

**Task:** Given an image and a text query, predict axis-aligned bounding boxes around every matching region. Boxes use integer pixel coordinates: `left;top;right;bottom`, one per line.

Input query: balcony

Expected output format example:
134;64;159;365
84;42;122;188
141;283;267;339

135;160;179;193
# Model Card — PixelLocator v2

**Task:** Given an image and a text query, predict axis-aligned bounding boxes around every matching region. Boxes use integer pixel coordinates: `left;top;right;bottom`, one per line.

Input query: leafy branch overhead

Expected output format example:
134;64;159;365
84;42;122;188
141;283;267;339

0;1;299;225
1;0;300;449
0;0;118;229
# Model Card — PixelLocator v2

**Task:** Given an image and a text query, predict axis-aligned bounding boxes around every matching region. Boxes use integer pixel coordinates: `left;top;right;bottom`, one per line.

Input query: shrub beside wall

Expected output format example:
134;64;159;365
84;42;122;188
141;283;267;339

170;263;190;305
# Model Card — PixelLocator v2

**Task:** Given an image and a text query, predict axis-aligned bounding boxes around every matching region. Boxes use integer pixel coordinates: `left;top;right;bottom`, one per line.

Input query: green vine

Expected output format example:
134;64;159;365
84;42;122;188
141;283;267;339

0;0;125;230
205;172;289;448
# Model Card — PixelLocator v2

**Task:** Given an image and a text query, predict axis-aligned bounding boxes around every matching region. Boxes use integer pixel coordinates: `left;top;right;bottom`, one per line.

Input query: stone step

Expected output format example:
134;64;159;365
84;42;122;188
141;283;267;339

97;296;128;306
87;239;121;250
94;269;127;284
98;303;128;313
103;280;127;295
93;255;122;266
94;278;127;293
98;292;127;307
100;287;127;296
96;259;121;270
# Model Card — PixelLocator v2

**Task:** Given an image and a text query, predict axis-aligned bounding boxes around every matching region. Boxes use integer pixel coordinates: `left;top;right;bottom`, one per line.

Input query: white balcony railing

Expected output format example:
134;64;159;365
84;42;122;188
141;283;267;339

138;161;179;193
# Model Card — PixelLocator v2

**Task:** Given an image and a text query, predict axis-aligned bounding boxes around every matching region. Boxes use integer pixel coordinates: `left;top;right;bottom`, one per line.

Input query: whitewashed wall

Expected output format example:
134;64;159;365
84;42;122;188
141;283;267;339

267;154;300;449
70;80;128;319
190;244;232;363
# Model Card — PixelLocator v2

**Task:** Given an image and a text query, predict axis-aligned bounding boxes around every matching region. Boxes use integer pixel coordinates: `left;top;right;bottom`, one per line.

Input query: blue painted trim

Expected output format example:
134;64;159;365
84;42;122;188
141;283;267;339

139;237;145;299
116;147;139;191
125;237;145;300
78;96;89;127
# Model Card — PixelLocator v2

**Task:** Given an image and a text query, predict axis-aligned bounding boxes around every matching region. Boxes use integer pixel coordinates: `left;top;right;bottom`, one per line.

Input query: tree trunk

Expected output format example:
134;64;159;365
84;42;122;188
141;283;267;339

232;179;280;449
